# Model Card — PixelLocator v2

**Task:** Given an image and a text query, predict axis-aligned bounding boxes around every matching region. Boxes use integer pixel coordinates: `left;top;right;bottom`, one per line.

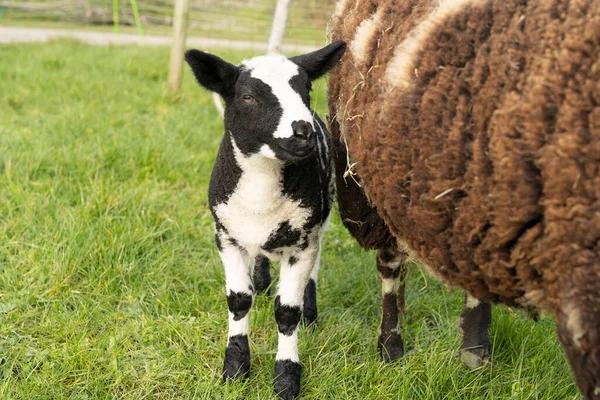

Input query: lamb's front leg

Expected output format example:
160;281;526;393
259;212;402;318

220;243;255;380
273;249;317;400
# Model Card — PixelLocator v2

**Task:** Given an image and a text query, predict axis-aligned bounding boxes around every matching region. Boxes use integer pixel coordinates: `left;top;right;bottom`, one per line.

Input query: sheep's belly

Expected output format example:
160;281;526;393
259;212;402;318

214;196;311;258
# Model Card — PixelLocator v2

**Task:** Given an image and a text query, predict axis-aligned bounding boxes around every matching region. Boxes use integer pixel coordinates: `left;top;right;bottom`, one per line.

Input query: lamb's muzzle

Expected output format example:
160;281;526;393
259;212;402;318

278;120;317;159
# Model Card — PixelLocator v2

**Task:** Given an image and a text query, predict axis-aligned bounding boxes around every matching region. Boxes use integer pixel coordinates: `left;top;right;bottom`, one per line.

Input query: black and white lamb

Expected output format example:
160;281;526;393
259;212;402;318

185;41;346;400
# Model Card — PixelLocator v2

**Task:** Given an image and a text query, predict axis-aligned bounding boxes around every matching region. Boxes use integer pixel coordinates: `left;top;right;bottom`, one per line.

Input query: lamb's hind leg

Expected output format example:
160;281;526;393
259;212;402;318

556;266;600;400
273;249;318;400
220;243;255;380
376;243;408;363
302;246;320;326
459;293;492;370
253;256;272;294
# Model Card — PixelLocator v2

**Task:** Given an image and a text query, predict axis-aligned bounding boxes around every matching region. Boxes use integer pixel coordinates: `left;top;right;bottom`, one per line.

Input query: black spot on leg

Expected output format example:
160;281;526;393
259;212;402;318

302;279;317;326
288;255;298;266
227;292;253;321
263;221;302;252
223;334;250;380
274;359;301;400
274;296;302;336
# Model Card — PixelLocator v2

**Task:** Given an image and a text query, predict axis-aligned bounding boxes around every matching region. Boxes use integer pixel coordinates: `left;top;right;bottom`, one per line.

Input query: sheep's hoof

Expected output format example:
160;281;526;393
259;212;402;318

378;332;404;363
222;336;250;380
274;359;301;400
460;347;490;371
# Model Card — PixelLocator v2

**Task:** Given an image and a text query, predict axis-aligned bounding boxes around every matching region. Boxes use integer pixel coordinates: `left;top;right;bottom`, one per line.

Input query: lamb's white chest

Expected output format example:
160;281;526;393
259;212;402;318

213;166;309;256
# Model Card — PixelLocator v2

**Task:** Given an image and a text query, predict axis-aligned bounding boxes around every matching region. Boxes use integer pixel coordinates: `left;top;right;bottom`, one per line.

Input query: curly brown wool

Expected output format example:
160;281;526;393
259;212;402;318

328;1;600;398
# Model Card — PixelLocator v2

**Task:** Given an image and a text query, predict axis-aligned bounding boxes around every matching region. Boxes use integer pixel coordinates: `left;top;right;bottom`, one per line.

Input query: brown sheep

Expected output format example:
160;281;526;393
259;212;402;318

328;0;600;399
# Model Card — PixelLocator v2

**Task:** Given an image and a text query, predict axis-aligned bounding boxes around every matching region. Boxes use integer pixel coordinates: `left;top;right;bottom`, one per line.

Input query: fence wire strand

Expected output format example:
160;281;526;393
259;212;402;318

1;0;336;46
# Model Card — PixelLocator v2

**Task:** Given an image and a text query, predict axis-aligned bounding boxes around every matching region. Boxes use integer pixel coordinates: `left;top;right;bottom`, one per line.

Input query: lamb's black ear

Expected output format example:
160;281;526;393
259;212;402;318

289;40;346;81
184;49;239;96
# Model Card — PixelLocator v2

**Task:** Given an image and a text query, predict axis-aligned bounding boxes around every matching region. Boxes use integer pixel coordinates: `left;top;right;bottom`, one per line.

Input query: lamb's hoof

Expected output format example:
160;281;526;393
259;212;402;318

460;347;490;371
378;332;404;363
222;335;250;380
274;359;301;400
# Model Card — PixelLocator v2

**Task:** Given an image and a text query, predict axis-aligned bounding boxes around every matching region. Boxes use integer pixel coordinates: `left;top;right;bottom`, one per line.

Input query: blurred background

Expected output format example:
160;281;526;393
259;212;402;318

0;0;336;47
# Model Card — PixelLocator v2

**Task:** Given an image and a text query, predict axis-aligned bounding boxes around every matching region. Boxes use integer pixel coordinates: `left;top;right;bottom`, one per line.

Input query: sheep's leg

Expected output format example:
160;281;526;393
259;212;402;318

273;249;317;400
302;245;320;326
376;244;408;363
253;256;272;294
556;275;600;400
459;293;492;370
220;243;255;380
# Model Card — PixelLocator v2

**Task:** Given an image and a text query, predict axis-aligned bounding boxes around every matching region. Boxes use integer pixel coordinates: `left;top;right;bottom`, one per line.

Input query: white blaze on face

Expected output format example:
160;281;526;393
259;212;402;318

242;55;314;139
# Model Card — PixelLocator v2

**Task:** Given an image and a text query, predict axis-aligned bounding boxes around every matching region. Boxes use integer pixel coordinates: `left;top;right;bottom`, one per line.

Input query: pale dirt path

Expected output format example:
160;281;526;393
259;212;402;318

0;26;319;53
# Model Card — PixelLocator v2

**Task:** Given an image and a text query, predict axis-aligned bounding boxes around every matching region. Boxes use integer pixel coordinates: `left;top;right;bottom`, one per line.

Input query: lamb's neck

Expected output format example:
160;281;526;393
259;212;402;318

230;139;285;212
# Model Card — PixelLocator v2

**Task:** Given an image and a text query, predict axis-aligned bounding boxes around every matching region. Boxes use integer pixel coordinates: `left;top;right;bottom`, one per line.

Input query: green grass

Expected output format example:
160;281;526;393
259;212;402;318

0;41;581;399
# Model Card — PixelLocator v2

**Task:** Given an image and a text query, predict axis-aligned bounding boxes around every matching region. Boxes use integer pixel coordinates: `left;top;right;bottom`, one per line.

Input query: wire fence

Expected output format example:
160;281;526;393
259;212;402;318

0;0;336;46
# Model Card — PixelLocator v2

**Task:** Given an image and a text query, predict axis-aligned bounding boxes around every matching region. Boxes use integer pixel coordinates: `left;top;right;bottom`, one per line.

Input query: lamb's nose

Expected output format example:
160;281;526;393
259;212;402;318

291;120;313;141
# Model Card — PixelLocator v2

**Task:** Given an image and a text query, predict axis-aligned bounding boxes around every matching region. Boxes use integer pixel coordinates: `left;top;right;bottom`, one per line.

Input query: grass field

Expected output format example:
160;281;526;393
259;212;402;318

0;41;582;399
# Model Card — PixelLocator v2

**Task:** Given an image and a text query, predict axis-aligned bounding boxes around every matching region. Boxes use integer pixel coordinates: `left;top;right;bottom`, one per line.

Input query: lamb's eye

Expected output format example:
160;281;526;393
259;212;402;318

242;94;256;103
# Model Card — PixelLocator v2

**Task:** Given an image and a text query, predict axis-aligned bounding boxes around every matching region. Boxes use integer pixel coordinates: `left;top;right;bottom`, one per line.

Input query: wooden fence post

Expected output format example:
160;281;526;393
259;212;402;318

168;0;190;97
268;0;291;54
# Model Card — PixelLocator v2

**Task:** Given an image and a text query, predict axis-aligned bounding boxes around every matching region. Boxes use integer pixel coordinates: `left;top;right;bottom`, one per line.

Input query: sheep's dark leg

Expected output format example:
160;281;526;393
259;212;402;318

556;273;600;400
301;246;321;327
219;242;255;380
273;249;318;400
459;293;492;370
376;244;407;363
253;256;272;294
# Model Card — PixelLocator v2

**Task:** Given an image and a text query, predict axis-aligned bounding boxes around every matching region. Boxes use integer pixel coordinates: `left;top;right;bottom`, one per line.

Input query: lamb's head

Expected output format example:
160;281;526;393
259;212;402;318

185;41;346;162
